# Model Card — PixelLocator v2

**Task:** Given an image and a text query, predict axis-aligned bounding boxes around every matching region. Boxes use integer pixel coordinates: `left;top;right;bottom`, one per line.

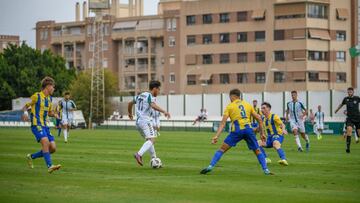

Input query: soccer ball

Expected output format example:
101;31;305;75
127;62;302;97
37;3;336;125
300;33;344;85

150;158;162;169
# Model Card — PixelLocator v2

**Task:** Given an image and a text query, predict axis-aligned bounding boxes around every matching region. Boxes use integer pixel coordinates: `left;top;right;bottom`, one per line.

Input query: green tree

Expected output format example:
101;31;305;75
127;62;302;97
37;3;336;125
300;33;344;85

69;69;119;125
0;43;76;110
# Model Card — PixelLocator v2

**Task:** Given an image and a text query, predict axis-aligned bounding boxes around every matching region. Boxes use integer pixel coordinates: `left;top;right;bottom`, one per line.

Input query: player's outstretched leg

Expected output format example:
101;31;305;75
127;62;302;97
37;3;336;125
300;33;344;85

345;126;352;153
254;149;273;175
257;140;271;164
200;143;230;174
301;133;310;152
273;141;288;166
26;150;44;169
134;138;154;166
294;134;303;152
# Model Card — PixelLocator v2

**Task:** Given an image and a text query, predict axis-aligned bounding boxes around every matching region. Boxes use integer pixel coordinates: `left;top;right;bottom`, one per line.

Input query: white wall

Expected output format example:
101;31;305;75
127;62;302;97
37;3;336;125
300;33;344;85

204;94;221;116
169;95;184;116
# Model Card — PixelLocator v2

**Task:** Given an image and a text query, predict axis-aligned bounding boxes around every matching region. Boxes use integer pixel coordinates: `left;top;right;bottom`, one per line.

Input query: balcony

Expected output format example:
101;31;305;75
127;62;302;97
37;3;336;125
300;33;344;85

275;0;329;4
51;33;86;44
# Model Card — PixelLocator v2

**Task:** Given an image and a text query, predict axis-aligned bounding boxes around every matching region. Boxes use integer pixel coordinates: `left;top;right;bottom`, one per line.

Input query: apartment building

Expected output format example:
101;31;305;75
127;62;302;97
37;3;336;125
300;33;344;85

36;0;358;95
0;35;20;53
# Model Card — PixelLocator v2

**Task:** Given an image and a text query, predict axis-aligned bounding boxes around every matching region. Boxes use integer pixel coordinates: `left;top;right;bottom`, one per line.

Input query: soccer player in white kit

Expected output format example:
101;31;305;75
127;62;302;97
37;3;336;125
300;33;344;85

286;91;310;152
59;92;76;143
313;105;325;140
128;81;170;166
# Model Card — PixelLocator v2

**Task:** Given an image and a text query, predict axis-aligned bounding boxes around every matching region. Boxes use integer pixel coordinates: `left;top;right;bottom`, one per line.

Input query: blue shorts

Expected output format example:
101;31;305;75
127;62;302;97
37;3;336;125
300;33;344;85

31;126;55;143
265;134;284;148
224;127;259;150
251;123;259;128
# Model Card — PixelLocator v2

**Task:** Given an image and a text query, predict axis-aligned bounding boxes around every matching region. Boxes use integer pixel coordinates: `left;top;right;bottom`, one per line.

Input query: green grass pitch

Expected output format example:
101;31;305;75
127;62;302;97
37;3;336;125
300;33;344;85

0;128;359;203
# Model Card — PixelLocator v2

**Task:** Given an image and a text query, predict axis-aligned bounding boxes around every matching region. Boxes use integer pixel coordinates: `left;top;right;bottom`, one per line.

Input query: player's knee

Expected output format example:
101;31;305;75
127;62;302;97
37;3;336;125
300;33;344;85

50;147;56;153
273;141;281;149
254;149;261;155
220;144;230;152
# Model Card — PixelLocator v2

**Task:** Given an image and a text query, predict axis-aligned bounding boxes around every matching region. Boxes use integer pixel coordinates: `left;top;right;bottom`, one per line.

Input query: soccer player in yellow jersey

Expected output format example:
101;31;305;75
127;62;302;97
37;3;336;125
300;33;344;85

250;99;262;132
200;89;272;175
258;102;288;166
22;77;61;173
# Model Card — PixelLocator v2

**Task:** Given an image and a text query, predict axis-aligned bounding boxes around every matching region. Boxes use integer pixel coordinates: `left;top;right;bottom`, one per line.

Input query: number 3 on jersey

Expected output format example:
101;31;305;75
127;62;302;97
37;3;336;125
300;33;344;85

238;105;246;118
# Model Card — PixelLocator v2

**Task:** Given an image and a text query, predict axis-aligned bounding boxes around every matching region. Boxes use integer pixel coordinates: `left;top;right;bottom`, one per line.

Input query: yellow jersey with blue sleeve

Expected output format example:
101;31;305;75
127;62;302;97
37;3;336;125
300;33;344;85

25;91;53;127
224;99;255;132
263;113;283;136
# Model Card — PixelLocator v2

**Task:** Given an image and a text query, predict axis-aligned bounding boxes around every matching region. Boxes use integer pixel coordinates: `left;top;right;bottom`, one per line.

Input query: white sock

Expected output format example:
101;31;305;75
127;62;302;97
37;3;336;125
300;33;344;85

149;145;157;158
355;134;359;141
138;140;153;156
63;129;68;142
295;134;302;148
305;134;310;143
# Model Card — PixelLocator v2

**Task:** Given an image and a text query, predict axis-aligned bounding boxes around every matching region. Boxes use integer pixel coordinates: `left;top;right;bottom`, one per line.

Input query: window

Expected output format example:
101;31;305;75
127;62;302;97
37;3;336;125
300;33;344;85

203;34;212;44
187;35;196;46
336;31;346;41
172;18;177;31
255;31;265;41
102;41;108;51
89;42;95;52
308;72;319;81
274;51;285;61
274;72;285;83
167;19;172;31
102;58;108;68
186;15;196;25
169;55;175;65
308;51;328;61
336;51;346;62
237;73;248;84
168;36;175;47
237;53;247;63
87;25;93;36
220;74;230;84
220;53;230;64
203;14;212;24
255;72;266;83
170;73;175;83
187;75;196;85
307;4;328;19
203;54;213;64
219;13;230;23
255;52;266;62
40;30;48;40
336;72;346;83
103;24;109;36
274;30;285;41
275;14;305;20
237;11;247;21
237;32;247;42
220;33;230;43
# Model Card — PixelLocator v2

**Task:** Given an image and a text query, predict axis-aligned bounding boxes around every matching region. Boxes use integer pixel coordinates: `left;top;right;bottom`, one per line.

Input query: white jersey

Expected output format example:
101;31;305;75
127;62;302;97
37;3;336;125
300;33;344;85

59;99;76;119
287;100;306;122
314;111;324;124
134;92;155;122
150;109;161;127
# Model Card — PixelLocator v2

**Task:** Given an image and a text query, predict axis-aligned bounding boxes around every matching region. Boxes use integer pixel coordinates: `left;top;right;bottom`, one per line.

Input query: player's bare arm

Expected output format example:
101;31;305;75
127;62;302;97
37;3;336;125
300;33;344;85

128;100;134;120
212;115;229;144
334;103;344;114
150;102;170;119
252;111;266;141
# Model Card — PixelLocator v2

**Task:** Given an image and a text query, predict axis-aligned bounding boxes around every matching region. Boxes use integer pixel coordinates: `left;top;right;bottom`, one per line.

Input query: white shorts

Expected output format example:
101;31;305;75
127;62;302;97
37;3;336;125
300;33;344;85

136;120;157;139
61;117;73;126
315;122;324;130
290;120;306;133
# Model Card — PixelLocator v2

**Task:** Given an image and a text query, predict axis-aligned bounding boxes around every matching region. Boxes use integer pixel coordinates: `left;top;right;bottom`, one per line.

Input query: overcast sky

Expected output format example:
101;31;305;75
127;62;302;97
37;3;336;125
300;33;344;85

0;0;159;47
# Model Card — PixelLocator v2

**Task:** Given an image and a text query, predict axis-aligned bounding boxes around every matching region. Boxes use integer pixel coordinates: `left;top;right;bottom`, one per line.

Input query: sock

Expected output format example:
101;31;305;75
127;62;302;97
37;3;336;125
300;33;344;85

149;144;157;158
346;136;351;150
305;134;310;143
57;128;61;137
31;150;43;159
259;147;267;158
43;152;52;168
277;148;286;160
63;129;68;142
138;140;153;156
209;150;224;167
256;152;268;171
295;134;302;148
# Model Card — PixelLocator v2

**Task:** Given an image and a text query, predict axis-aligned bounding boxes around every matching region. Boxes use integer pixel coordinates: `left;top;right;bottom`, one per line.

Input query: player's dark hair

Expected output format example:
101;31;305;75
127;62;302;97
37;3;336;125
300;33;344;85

348;87;354;91
291;90;297;94
64;91;70;96
149;80;161;90
41;76;55;89
229;89;241;97
262;102;272;109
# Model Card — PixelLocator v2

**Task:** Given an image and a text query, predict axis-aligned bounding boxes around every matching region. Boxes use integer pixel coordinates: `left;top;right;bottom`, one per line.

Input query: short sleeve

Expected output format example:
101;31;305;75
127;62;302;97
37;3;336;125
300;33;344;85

133;96;137;104
223;104;231;117
71;101;77;108
300;102;306;110
25;93;38;107
274;114;283;125
148;94;155;104
342;97;347;105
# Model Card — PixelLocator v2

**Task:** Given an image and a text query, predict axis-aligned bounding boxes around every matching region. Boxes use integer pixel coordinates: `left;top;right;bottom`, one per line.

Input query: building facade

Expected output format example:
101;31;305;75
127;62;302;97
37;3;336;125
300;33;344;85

0;35;20;53
36;0;358;95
